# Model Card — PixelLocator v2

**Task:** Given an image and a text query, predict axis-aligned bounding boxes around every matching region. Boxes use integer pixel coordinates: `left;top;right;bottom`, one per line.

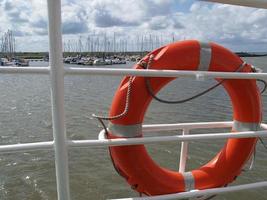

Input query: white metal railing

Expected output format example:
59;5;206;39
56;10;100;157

1;66;267;80
1;120;267;200
110;181;267;200
2;121;267;153
0;0;267;200
1;121;267;152
47;0;70;199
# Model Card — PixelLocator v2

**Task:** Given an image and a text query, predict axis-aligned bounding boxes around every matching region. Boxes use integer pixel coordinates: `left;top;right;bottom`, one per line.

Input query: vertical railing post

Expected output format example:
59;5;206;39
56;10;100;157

47;0;70;199
179;129;189;173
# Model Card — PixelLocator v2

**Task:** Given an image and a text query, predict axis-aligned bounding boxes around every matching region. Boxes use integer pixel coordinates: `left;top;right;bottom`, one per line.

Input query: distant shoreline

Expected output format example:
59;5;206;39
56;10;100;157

235;52;267;57
1;51;267;59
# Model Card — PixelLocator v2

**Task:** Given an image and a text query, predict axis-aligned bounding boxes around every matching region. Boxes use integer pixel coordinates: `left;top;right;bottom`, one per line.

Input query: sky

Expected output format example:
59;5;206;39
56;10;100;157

0;0;267;52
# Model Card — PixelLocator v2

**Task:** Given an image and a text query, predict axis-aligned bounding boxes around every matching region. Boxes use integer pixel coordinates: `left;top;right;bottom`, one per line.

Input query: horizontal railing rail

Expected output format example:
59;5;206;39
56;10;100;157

0;141;54;153
110;181;267;200
0;121;266;152
1;66;267;80
2;120;265;199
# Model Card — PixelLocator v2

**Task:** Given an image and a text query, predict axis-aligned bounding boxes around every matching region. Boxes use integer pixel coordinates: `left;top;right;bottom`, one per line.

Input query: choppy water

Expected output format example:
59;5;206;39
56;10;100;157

0;57;267;200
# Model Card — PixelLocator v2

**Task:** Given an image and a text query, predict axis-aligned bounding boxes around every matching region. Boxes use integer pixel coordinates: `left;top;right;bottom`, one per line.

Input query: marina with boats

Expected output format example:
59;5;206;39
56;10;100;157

0;30;137;66
0;30;29;67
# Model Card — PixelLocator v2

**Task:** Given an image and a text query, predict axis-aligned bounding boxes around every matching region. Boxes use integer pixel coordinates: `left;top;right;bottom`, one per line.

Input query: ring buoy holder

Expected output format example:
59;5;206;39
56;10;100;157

103;40;262;196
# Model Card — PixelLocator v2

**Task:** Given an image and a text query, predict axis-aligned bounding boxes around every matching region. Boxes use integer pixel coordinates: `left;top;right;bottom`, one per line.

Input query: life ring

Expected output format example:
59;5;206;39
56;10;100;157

107;40;262;195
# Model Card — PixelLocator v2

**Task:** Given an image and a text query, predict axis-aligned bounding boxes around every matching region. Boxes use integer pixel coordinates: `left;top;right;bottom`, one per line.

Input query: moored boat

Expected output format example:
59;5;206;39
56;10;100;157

0;58;14;66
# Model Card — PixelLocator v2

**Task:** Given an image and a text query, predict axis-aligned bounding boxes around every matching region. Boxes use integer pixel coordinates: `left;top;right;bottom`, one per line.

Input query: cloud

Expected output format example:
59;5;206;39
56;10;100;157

146;15;184;30
93;7;140;27
0;0;267;52
148;19;170;30
3;1;12;10
184;3;267;46
2;0;30;24
61;3;89;34
12;30;31;37
62;21;88;34
15;35;49;52
31;18;47;29
140;0;174;17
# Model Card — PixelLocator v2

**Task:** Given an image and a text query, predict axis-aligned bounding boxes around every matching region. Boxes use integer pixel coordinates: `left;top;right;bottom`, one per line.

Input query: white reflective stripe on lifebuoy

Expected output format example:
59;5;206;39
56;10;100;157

182;172;195;191
233;120;261;131
198;41;212;71
108;122;142;138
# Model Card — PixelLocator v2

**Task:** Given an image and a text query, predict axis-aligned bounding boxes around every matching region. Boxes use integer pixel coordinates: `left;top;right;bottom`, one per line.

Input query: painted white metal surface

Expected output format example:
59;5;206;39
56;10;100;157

202;0;267;9
0;121;266;199
72;129;267;147
47;0;70;199
0;61;265;200
261;123;267;129
179;129;189;173
0;121;232;153
2;66;267;81
111;181;267;200
0;121;263;153
142;121;233;132
0;141;54;153
64;68;267;80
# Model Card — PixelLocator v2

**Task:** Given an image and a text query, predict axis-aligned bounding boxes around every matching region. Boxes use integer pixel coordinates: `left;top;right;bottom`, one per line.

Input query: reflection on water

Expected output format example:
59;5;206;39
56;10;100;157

0;57;267;199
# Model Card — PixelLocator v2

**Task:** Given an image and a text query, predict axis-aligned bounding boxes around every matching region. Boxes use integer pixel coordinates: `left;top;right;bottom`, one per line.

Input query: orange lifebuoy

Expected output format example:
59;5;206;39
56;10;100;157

107;40;262;195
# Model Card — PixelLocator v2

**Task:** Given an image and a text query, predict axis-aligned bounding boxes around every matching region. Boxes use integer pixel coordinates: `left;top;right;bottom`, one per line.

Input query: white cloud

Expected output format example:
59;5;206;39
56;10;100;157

184;3;267;50
0;0;266;52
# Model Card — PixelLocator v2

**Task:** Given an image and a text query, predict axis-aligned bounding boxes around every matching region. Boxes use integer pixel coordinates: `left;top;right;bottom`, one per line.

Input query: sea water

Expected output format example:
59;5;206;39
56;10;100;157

0;57;267;200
